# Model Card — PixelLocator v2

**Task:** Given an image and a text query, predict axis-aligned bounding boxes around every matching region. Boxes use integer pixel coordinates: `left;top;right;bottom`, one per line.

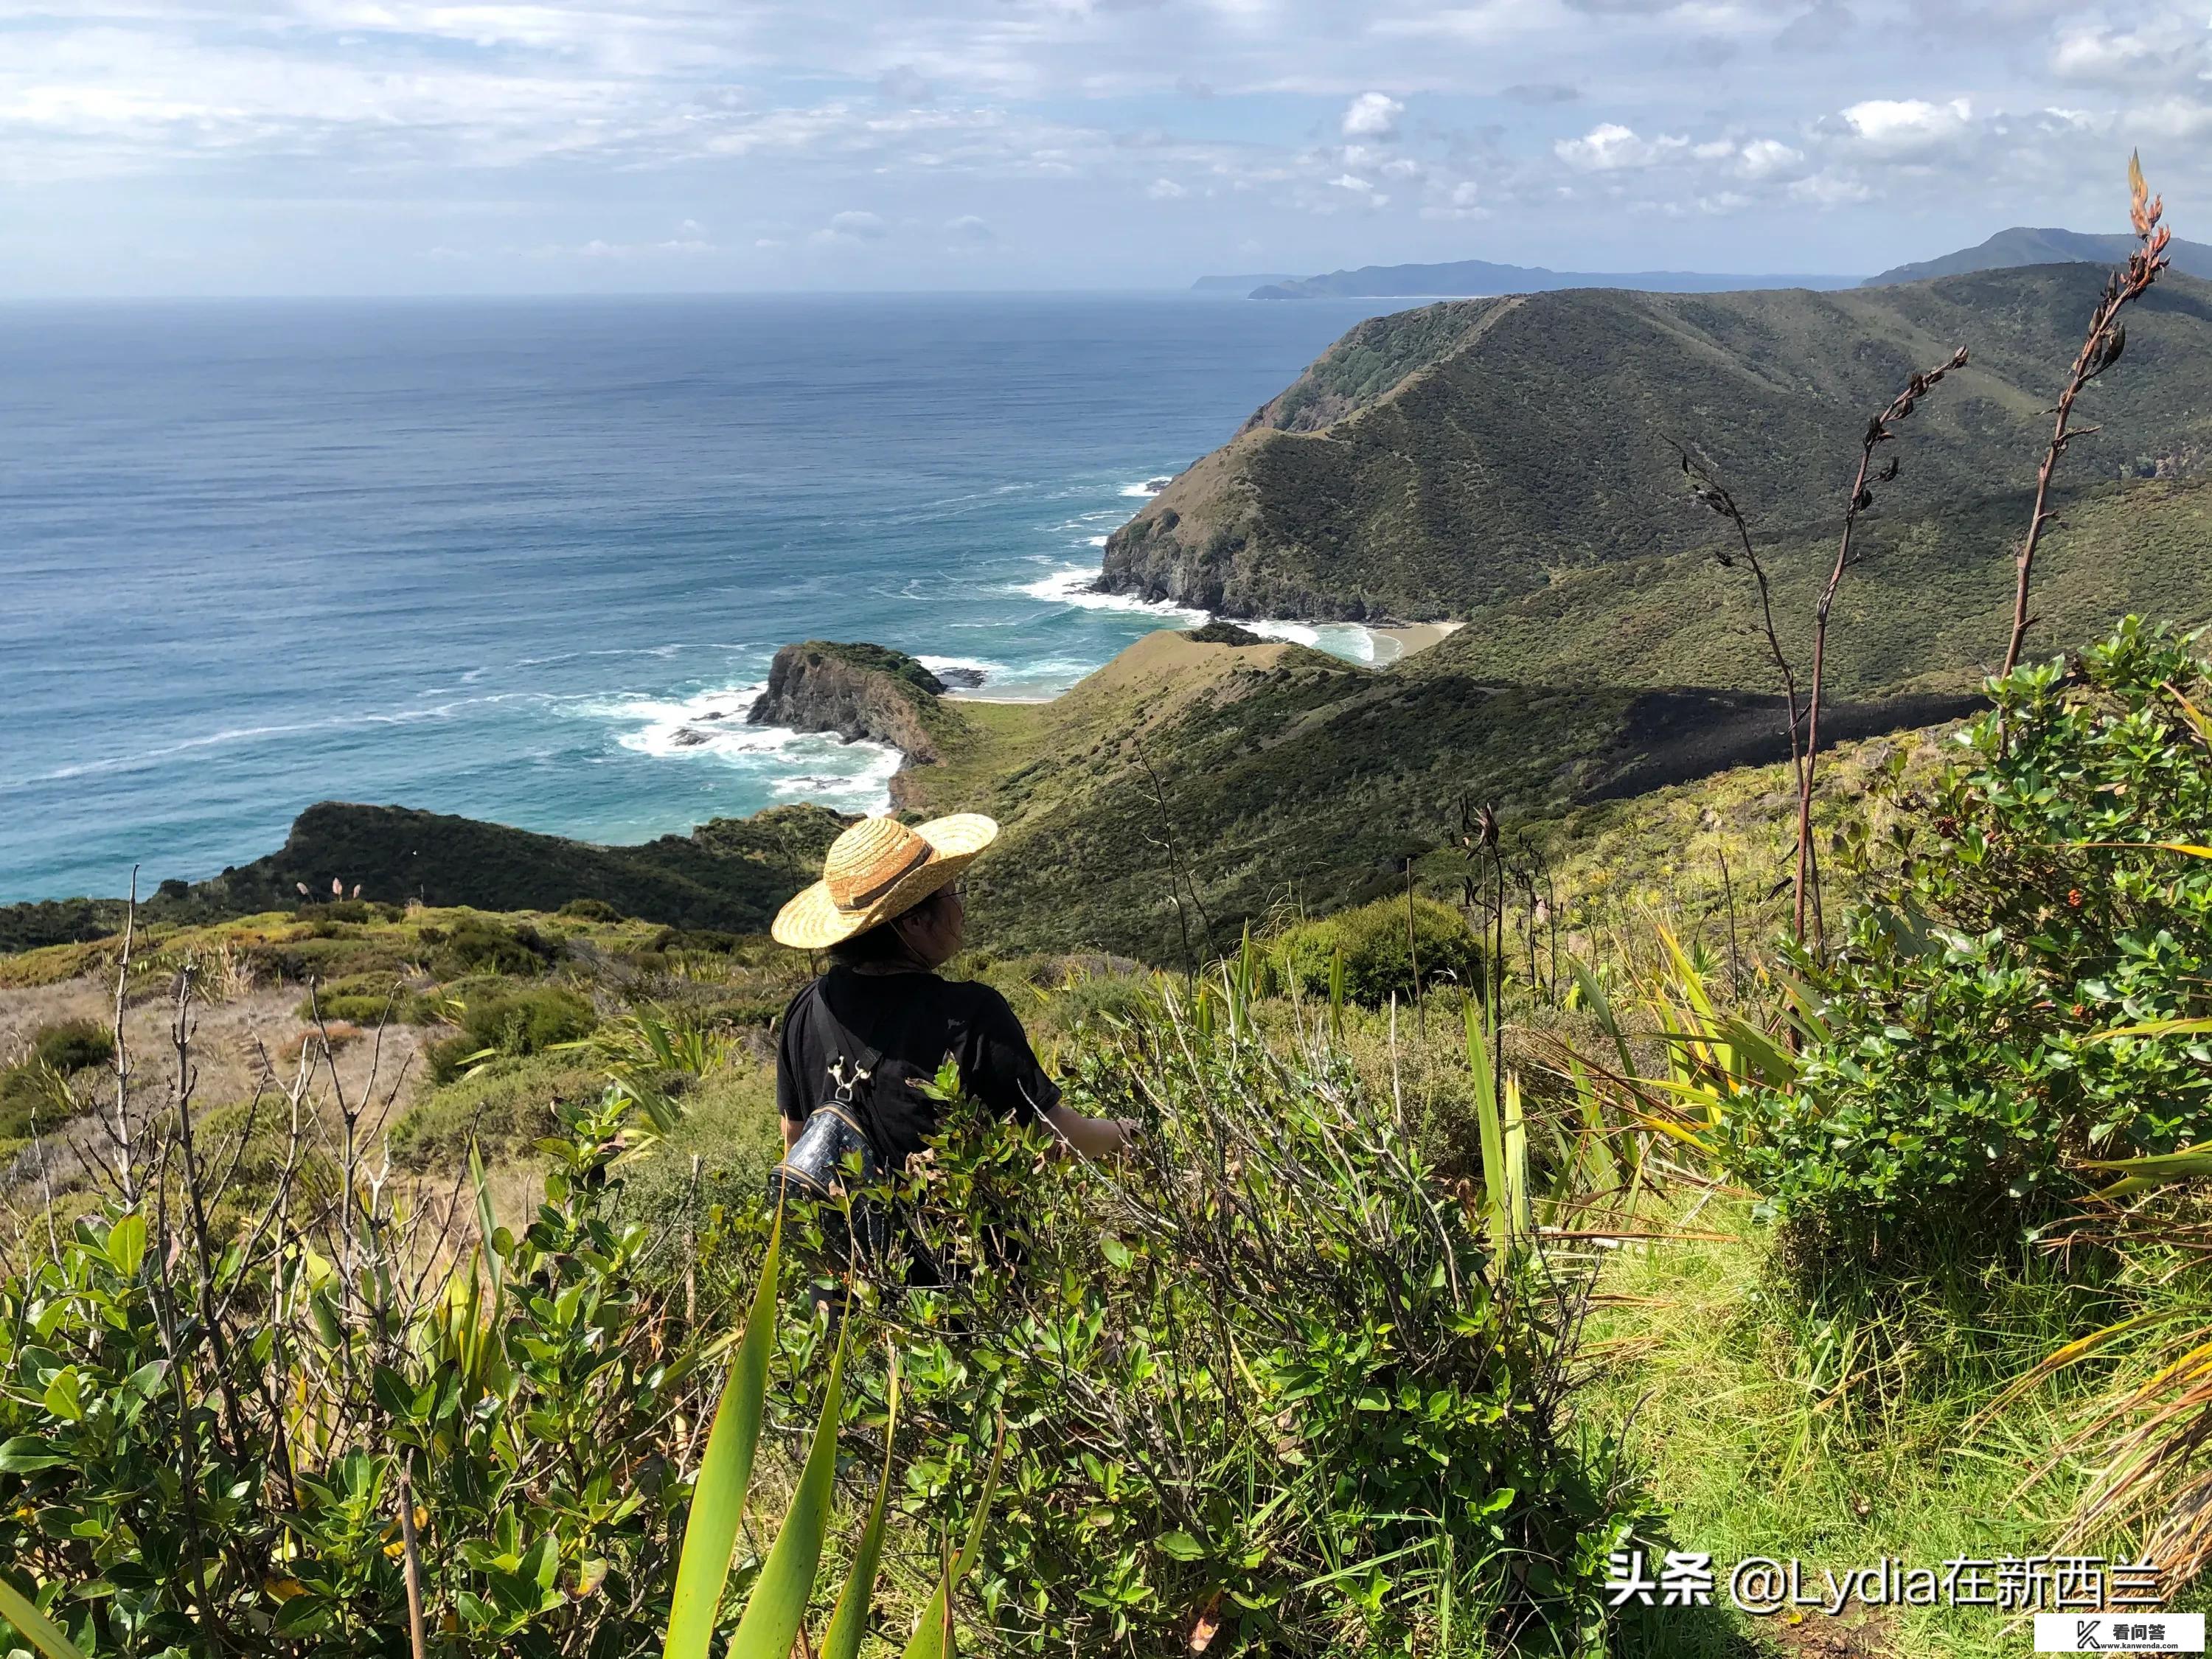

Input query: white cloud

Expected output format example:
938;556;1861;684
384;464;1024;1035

1839;96;1973;148
1341;91;1404;139
1788;171;1873;204
945;212;992;240
1737;137;1803;176
2051;21;2205;85
13;0;2212;292
567;233;714;258
814;209;887;243
1554;122;1690;170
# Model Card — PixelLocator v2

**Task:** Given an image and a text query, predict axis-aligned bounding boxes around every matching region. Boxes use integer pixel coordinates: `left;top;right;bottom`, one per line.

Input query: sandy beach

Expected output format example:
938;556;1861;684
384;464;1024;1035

1371;619;1464;659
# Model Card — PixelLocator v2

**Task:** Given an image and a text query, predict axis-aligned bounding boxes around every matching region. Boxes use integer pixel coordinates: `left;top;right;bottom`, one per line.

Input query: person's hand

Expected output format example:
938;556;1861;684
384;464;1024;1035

1110;1117;1141;1154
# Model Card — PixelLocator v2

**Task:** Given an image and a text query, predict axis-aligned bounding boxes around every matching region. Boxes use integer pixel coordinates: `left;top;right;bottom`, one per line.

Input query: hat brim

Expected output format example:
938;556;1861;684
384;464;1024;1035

771;813;998;950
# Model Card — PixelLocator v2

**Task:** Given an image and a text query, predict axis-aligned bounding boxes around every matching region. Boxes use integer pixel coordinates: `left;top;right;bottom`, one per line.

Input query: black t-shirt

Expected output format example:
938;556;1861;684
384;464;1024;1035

775;967;1060;1168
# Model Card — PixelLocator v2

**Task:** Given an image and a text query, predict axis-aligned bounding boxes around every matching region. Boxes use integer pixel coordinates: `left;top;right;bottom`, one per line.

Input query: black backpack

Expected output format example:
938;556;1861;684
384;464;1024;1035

768;1049;891;1255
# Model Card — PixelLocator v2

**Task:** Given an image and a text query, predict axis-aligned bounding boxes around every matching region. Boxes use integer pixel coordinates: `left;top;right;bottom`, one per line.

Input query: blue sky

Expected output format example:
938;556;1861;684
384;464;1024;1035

3;0;2207;294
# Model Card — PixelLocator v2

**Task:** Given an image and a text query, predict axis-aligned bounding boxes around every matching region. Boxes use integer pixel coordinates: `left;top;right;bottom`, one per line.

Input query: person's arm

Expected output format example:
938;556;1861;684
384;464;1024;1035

1043;1102;1138;1160
774;992;810;1155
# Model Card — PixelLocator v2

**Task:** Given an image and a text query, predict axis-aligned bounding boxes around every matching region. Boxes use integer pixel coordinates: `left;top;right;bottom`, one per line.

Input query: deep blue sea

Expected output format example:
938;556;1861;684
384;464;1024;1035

1;293;1416;902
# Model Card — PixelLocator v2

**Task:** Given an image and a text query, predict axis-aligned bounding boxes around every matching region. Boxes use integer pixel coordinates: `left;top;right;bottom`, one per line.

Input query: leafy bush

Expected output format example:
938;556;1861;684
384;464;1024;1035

389;1051;610;1168
0;1065;66;1144
773;980;1624;1656
296;973;411;1026
557;897;622;922
195;1098;343;1225
0;1093;720;1657
647;927;743;956
296;900;379;925
28;1019;114;1077
1725;621;2212;1256
244;933;415;986
433;918;556;980
609;1062;785;1234
1273;894;1487;1008
425;986;597;1084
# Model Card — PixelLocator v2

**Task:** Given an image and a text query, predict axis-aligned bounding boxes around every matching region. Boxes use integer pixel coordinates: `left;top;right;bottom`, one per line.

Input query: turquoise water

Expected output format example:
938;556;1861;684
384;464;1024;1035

0;293;1413;900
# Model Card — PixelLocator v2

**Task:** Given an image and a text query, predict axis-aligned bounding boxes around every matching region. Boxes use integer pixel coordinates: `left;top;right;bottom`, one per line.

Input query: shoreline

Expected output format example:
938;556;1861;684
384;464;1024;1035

944;616;1461;705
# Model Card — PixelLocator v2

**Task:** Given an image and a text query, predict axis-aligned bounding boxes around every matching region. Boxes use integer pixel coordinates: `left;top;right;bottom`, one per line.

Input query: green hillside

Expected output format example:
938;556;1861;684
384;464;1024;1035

1102;265;2212;625
897;630;1972;959
1865;223;2212;285
1426;470;2212;698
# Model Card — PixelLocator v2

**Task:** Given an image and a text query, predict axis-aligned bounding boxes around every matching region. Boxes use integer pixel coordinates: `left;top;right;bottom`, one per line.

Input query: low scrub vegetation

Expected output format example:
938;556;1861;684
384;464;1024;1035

1725;622;2212;1261
1272;893;1486;1008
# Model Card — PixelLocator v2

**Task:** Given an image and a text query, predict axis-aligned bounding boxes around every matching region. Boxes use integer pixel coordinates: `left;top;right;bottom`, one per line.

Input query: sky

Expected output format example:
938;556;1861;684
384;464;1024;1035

2;0;2208;295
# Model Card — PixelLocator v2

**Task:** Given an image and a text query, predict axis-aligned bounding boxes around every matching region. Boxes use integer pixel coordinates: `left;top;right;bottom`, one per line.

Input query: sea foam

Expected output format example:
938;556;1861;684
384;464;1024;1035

592;682;905;814
1014;563;1207;622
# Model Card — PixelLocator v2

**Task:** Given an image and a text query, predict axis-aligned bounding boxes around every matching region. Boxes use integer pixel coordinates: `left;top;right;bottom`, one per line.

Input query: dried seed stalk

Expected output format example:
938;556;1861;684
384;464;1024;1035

2003;150;2174;675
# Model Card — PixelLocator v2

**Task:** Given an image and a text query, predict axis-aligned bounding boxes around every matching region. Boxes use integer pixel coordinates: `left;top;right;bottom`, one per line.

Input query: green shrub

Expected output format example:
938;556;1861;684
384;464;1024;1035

424;986;597;1084
1725;621;2212;1257
294;973;411;1026
29;1018;114;1077
557;897;622;921
1273;894;1486;1007
388;1051;609;1167
433;917;556;980
0;1065;67;1142
647;926;742;956
195;1098;342;1224
0;1094;720;1656
768;986;1623;1655
609;1062;784;1231
297;900;376;924
245;933;414;984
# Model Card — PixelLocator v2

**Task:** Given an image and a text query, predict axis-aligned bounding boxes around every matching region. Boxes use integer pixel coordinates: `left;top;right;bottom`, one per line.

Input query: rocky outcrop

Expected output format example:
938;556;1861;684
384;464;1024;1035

748;643;954;805
748;641;946;759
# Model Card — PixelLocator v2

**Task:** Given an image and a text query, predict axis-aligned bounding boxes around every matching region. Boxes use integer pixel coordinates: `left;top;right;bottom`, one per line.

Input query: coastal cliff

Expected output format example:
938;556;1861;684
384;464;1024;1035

748;641;964;805
1097;267;2212;623
750;641;947;757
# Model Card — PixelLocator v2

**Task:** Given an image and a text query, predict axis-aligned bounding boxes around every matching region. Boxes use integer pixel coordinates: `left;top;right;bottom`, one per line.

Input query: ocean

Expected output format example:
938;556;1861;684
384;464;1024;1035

0;292;1415;902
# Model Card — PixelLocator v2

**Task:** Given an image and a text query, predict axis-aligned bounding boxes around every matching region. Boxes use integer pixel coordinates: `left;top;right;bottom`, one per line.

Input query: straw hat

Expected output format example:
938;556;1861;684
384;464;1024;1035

771;813;999;950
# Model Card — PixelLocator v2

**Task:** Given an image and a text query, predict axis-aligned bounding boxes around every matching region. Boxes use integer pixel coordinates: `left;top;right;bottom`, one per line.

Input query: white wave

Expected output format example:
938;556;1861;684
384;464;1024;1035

1240;619;1383;664
1013;563;1208;622
1004;565;1393;669
769;744;904;812
918;655;1002;678
588;681;903;814
1119;477;1174;498
1086;535;1109;548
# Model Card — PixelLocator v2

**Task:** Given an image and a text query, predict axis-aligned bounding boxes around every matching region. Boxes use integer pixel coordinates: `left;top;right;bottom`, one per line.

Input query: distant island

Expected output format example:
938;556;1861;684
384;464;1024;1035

1189;274;1300;293
1219;259;1861;301
1220;225;2212;302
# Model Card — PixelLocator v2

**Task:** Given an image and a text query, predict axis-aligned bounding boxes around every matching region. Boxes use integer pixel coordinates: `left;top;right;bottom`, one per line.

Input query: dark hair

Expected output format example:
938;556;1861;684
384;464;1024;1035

827;885;951;967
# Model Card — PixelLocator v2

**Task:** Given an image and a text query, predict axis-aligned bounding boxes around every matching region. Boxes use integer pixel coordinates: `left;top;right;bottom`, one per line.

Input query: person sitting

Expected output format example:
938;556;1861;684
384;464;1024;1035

769;812;1136;1195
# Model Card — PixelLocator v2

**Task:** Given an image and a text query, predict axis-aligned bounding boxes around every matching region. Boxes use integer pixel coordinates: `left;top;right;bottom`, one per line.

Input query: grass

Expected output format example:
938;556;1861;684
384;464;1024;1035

1585;1202;2212;1657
